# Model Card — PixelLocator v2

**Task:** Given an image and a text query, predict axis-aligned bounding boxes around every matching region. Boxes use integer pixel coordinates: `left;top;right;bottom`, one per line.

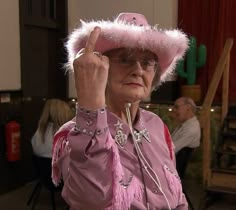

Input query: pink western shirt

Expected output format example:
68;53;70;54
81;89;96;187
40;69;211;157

52;106;188;210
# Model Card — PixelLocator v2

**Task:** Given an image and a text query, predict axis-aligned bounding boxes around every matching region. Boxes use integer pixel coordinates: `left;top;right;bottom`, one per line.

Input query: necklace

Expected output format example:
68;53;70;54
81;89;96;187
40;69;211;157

114;120;151;148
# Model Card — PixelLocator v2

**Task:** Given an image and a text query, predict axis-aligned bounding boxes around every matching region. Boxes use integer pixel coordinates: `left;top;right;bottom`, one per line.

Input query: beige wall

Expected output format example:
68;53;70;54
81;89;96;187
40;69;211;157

68;0;177;32
0;1;178;95
68;0;178;98
0;1;21;91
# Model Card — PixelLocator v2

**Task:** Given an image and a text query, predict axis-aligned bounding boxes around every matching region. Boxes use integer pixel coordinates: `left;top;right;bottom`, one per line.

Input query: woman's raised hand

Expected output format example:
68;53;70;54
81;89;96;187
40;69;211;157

73;27;109;110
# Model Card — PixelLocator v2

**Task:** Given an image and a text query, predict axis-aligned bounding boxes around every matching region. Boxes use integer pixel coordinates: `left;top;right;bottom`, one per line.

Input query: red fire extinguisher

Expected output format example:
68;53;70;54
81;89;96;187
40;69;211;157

5;121;21;162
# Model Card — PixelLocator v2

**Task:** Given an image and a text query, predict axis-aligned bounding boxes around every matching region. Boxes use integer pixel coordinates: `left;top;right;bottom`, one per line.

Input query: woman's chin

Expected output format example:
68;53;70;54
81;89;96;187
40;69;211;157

125;93;146;104
108;89;149;105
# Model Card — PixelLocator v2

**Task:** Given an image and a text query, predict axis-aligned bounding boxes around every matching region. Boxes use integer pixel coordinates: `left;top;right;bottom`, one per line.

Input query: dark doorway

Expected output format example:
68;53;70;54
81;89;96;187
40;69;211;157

19;0;68;98
0;0;68;194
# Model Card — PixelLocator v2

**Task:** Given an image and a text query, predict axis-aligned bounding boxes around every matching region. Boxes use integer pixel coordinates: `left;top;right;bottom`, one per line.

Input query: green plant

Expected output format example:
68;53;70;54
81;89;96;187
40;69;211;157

177;36;207;85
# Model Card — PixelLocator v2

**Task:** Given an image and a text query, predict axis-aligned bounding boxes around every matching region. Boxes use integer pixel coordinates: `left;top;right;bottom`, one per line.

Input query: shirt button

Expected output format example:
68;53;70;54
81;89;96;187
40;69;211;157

152;187;162;195
153;188;159;194
86;120;93;126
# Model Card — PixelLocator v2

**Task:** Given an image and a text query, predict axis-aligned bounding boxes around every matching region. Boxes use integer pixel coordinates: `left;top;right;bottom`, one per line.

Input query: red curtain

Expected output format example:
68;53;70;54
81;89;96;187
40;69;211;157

178;0;236;104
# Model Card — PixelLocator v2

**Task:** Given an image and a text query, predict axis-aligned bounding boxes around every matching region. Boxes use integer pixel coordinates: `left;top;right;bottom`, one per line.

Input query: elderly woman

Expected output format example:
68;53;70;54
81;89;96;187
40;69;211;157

52;13;189;210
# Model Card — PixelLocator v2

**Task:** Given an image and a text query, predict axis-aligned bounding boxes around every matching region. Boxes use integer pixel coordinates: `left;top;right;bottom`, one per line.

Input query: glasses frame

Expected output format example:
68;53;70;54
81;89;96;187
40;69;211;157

172;103;189;109
106;52;158;72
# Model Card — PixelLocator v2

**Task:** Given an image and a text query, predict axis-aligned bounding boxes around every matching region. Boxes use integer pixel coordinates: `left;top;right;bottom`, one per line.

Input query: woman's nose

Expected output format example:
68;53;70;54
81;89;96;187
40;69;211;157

132;61;145;75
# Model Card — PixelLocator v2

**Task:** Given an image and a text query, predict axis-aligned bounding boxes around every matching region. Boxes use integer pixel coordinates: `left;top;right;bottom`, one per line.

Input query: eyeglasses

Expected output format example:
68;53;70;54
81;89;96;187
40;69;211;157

173;103;188;109
108;56;158;72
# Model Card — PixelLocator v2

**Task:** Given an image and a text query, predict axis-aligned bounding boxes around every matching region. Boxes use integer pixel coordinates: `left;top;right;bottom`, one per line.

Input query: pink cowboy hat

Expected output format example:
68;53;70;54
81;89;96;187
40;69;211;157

66;12;188;82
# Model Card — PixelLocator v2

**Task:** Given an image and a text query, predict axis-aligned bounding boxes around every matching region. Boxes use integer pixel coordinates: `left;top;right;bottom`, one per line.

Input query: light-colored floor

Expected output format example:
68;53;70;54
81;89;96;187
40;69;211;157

0;179;235;210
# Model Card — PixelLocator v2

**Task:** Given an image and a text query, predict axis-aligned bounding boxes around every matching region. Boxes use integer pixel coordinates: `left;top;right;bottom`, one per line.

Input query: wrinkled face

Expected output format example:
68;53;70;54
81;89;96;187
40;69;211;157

172;98;190;123
105;48;159;104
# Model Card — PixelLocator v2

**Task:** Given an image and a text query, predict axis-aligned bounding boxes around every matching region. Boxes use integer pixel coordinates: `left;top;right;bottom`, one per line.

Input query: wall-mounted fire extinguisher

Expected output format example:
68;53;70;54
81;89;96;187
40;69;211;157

5;121;21;162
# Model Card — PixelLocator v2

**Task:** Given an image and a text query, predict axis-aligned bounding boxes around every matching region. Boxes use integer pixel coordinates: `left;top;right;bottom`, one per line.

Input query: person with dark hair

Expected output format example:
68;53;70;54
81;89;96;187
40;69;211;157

171;97;201;154
52;13;189;210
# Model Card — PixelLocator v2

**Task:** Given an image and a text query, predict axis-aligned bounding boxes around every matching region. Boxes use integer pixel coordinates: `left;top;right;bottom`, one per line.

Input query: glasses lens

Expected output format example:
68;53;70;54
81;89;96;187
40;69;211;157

173;103;188;109
140;59;157;69
110;55;157;71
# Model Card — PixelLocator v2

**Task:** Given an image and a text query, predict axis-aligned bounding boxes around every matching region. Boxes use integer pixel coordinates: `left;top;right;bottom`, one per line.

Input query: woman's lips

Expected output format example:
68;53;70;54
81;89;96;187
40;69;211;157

126;82;143;87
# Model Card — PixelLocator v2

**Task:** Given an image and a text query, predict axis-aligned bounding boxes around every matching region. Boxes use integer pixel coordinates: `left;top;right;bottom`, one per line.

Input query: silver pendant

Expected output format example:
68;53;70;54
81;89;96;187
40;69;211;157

115;130;127;148
134;129;151;143
134;130;142;143
140;128;151;143
114;120;123;130
114;120;127;148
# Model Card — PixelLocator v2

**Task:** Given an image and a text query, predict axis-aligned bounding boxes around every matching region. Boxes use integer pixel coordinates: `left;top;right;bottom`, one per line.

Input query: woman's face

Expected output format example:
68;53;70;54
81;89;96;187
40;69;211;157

105;48;158;104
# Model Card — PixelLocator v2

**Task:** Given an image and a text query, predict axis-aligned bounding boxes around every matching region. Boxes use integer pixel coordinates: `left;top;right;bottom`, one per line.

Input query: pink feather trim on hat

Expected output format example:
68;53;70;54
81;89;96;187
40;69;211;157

66;12;189;82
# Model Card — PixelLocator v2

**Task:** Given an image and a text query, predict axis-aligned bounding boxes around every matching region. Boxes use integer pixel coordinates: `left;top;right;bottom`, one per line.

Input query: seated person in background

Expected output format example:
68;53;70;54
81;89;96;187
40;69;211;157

171;97;201;154
31;99;73;158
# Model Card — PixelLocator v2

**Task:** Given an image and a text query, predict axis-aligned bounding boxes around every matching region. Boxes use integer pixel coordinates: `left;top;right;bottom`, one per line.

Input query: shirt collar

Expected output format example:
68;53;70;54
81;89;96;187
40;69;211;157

107;108;150;143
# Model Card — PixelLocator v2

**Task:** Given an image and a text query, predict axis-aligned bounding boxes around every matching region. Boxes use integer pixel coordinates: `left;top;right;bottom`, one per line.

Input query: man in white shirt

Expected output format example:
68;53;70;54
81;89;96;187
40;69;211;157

171;97;201;154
